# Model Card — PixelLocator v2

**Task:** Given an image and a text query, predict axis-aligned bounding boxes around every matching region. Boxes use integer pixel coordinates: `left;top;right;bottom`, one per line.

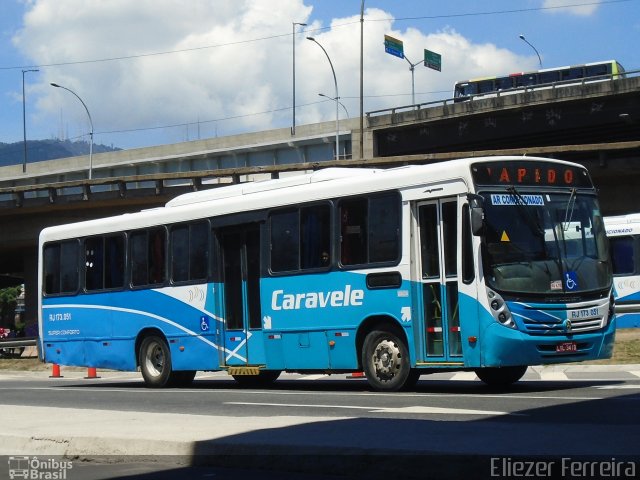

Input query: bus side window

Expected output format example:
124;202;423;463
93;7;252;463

495;77;513;91
105;235;125;289
562;67;584;81
610;236;635;275
171;222;209;283
148;228;166;285
270;209;300;272
43;241;79;295
301;205;331;269
130;228;166;287
369;194;400;263
85;237;105;291
130;232;148;286
340;198;368;266
43;244;61;294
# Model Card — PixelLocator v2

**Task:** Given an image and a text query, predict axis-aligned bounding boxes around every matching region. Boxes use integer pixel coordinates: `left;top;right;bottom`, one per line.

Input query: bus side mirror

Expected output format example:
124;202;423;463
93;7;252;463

467;194;485;236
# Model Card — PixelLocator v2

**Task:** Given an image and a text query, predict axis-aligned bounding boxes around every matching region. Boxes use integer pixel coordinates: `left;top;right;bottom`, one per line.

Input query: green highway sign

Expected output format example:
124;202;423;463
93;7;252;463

384;34;404;59
424;49;442;72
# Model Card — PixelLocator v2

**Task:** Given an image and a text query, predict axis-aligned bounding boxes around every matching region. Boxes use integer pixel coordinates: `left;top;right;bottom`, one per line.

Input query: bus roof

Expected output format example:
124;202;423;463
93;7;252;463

39;156;587;243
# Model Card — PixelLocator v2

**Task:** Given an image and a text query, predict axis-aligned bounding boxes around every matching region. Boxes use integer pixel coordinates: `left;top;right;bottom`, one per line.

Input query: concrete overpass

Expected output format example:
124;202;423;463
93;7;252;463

1;71;639;328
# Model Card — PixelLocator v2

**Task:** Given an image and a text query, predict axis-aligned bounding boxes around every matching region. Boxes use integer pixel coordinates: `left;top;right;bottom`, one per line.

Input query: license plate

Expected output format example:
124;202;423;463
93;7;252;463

556;341;577;353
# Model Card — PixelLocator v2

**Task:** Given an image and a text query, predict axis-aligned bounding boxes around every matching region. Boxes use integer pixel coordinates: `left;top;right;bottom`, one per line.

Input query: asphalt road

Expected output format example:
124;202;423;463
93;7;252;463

1;367;639;479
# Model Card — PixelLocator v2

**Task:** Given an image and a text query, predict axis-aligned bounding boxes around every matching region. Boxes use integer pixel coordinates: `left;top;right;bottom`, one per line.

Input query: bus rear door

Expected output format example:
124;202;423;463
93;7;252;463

219;224;265;367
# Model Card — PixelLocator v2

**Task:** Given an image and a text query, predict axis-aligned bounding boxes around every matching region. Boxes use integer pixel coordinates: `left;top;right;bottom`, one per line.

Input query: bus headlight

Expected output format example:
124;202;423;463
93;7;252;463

487;288;516;329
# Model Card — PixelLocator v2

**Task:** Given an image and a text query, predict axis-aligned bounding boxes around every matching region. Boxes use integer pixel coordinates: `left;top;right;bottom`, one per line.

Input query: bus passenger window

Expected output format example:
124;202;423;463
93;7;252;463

148;228;166;284
477;80;495;94
271;210;300;272
105;235;125;289
190;222;209;280
171;222;209;282
43;241;79;295
130;232;148;286
340;198;367;265
563;67;584;80
538;71;560;84
301;205;330;269
85;237;105;291
495;77;513;91
610;237;635;275
171;226;189;282
369;195;400;263
43;244;61;294
130;228;166;287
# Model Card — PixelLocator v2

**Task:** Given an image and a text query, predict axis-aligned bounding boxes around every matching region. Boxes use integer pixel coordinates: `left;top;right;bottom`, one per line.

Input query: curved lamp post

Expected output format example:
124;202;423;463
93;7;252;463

307;37;340;160
319;93;349;119
50;82;94;179
292;21;307;135
519;34;542;68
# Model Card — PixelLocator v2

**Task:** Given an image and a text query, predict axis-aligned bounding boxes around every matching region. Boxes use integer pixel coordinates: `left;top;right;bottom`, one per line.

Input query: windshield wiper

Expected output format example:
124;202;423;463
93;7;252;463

563;188;577;232
506;186;545;237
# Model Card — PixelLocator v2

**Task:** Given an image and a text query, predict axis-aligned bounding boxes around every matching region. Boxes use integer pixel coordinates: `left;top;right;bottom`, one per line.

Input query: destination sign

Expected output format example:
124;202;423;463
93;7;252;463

471;161;593;188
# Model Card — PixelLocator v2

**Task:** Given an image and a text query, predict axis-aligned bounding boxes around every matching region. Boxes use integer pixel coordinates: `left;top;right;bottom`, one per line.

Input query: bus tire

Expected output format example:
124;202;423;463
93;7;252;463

139;335;173;388
168;370;196;387
362;329;411;392
475;366;527;387
232;370;281;387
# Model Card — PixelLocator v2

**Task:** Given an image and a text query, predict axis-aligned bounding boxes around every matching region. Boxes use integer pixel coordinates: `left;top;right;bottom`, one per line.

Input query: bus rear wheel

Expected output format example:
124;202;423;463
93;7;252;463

139;335;172;388
475;366;528;387
362;329;411;392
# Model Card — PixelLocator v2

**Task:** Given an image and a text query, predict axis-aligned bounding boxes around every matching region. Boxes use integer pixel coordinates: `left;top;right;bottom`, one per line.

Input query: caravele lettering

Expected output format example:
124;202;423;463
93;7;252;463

271;286;365;311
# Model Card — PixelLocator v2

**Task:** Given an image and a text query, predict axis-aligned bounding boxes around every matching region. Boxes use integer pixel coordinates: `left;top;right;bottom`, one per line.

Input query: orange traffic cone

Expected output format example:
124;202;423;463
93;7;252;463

49;364;62;378
85;367;99;379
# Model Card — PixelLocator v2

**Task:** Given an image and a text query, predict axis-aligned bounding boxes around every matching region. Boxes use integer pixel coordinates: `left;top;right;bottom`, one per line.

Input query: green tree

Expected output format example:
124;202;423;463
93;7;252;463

0;286;22;328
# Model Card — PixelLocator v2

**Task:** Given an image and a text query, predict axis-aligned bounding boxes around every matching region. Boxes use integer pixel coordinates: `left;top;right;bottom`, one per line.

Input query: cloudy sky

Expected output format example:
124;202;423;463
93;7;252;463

0;0;638;152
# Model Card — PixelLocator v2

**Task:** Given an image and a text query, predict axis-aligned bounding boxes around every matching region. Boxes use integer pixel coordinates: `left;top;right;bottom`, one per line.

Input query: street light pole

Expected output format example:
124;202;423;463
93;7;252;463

519;34;542;68
319;93;349;119
403;55;424;105
22;69;39;173
359;0;364;159
292;21;307;136
50;83;94;179
307;37;340;160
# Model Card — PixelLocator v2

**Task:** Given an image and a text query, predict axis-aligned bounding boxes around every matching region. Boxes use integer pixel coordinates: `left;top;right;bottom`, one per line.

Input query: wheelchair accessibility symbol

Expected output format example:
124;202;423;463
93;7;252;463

565;271;578;291
200;316;210;332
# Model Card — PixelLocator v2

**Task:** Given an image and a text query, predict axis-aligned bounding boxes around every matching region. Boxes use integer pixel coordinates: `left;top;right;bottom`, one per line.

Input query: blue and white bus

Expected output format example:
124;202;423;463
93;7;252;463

453;60;625;101
605;214;640;328
38;156;616;391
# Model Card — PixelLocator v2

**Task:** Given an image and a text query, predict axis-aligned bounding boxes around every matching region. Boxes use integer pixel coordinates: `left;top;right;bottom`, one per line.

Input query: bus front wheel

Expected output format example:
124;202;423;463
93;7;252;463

362;329;411;392
139;335;172;388
475;366;528;387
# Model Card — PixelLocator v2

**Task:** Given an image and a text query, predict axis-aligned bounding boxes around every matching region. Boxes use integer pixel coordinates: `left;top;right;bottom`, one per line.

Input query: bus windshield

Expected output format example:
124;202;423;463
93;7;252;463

480;190;611;295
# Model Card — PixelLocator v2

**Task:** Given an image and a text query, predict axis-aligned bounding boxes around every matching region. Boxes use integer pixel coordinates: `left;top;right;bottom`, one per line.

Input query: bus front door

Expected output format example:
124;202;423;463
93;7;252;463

417;200;463;363
219;225;264;367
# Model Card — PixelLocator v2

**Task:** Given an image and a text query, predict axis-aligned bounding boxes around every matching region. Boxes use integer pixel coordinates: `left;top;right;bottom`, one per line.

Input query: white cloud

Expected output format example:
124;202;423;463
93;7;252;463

542;0;600;16
12;0;538;148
